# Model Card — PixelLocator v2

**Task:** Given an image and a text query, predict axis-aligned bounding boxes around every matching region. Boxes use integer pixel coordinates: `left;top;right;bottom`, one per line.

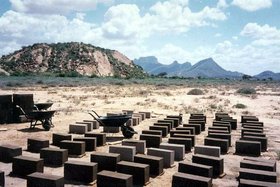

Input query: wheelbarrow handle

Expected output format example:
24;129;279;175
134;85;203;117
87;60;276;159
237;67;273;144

91;110;101;118
88;111;105;126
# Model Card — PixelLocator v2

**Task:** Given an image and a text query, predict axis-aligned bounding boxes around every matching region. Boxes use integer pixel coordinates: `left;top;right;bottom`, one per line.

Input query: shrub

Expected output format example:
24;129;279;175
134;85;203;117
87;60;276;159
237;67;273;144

234;103;247;109
187;88;204;95
236;87;256;94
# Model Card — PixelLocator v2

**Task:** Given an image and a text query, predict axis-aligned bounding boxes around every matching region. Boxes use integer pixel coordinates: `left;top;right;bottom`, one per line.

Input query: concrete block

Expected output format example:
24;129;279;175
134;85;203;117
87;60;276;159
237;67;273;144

235;140;261;157
242;132;266;138
178;162;213;178
64;160;98;184
241;116;259;123
208;126;229;132
59;140;85;157
239;179;280;187
213;122;231;133
109;145;136;162
141;130;162;136
122;140;146;154
149;126;168;137
192;154;224;178
240;159;276;172
85;132;106;146
147;148;174;168
171;134;195;147
239;168;277;183
208;129;229;135
183;124;201;135
91;152;120;171
194;145;220;157
83;120;99;129
172;172;212;187
0;170;4;187
12;156;44;177
208;133;231;146
69;124;87;134
117;161;150;186
0;144;22;163
168;137;192;152
242;125;263;131
76;121;93;131
140;134;162;148
165;117;180;127
97;170;133;187
221;118;237;130
243;158;276;172
140;111;151;119
134;154;164;176
133;114;144;122
242;121;263;126
154;122;172;132
27;138;49;153
241;136;267;151
103;126;120;133
132;117;139;126
241;128;263;137
170;130;191;136
160;143;185;161
158;120;174;129
40;148;68;167
52;133;72;147
73;137;97;151
27;172;64;187
176;127;195;135
204;137;229;154
188;120;206;131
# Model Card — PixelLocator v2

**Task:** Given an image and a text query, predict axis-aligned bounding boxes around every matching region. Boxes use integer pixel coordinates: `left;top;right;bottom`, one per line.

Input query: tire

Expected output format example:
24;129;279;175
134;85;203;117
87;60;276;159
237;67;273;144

42;120;51;131
122;126;135;139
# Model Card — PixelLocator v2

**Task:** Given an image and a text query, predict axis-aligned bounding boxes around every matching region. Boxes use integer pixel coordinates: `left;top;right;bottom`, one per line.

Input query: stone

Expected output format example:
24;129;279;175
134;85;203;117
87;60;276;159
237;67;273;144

27;172;64;187
40;148;68;167
170;130;191;136
168;137;192;152
241;136;267;152
141;130;162;136
59;140;85;157
147;148;174;168
91;152;120;171
73;137;97;151
172;172;212;187
116;161;150;186
171;134;196;147
76;121;93;131
83;120;100;129
69;124;87;134
0;170;4;187
84;132;106;146
176;127;195;135
64;160;98;184
149;126;168;137
122;140;146;154
208;133;231;146
27;138;49;153
235;140;261;157
160;143;185;161
192;154;224;178
0;144;22;163
188;120;206;131
109;145;136;162
194;145;220;157
52;133;72;147
97;170;133;187
239;179;280;187
178;162;213;178
240;159;276;172
183;124;201;135
239;168;277;183
12;156;44;177
134;154;164;176
140;134;162;148
103;126;120;133
154;122;172;132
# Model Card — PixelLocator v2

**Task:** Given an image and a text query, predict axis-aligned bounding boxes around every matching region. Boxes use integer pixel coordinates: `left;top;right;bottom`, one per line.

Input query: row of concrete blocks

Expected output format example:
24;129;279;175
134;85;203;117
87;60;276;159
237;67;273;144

188;113;207;131
69;120;99;134
215;112;237;130
238;157;279;186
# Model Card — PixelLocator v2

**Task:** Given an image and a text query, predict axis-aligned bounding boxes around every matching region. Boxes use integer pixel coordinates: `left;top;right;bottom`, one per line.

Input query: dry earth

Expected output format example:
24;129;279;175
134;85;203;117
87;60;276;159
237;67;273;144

0;83;280;186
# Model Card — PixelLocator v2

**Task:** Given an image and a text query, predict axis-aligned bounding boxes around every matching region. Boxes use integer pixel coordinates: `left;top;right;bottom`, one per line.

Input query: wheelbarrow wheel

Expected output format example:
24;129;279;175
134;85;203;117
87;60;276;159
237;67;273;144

122;126;135;139
42;120;51;131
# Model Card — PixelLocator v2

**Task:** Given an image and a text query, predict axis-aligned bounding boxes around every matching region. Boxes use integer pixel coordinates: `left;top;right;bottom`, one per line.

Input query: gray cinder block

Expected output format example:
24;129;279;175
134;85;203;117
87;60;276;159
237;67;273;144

109;145;136;162
40;148;68;167
91;152;120;171
52;133;72;147
12;156;44;177
0;144;22;163
27;172;64;187
147;148;174;168
122;140;146;154
194;145;220;157
172;172;212;187
69;124;87;134
97;170;133;187
160;143;185;161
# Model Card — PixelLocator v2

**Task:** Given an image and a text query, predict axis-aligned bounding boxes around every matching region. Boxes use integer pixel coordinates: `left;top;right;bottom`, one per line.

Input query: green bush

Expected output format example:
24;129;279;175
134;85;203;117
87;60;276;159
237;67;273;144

187;88;204;95
234;103;247;109
236;87;256;94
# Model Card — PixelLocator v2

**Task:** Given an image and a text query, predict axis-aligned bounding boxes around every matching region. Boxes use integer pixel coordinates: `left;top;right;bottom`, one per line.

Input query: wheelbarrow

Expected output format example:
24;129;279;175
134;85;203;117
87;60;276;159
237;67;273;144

34;102;53;111
16;105;55;131
88;111;137;138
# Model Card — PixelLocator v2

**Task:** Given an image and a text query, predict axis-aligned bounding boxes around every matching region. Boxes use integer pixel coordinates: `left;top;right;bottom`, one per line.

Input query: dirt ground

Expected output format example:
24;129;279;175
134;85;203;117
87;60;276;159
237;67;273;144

0;83;280;186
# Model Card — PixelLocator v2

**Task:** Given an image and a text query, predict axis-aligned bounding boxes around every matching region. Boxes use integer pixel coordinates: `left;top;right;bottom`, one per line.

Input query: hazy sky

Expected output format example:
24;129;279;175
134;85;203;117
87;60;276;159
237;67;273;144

0;0;279;75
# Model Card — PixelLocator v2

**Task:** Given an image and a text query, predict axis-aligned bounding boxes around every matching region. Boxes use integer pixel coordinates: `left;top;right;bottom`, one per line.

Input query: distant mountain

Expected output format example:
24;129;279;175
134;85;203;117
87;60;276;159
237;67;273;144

254;71;280;80
134;56;242;78
0;42;146;78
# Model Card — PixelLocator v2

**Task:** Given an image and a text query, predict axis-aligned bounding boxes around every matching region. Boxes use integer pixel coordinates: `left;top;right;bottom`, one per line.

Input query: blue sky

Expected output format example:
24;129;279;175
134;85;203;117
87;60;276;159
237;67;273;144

0;0;279;75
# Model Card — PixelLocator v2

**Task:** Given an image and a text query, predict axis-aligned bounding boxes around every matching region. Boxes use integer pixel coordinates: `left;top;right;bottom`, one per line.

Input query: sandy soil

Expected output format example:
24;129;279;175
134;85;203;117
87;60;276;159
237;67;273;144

0;83;280;186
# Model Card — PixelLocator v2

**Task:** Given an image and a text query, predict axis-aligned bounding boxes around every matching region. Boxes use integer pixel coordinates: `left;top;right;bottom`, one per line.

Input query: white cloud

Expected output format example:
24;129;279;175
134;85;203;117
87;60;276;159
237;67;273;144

9;0;114;14
217;0;228;9
232;0;272;11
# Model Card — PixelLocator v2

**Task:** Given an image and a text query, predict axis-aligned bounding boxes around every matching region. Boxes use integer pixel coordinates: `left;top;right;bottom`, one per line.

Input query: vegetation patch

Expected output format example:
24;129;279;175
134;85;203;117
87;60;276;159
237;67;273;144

234;103;247;109
236;87;256;94
187;88;204;95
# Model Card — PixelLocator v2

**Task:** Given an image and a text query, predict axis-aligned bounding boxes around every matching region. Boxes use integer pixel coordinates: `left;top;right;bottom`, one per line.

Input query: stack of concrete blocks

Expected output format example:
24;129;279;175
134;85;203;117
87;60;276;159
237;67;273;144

188;113;206;131
238;158;278;185
168;137;192;152
215;112;237;130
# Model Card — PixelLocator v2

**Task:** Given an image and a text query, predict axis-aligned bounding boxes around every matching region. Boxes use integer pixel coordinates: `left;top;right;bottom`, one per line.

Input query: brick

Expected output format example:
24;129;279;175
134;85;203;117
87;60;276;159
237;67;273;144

109;145;136;162
141;130;162;136
76;121;93;131
170;130;191;136
158;120;174;129
59;140;85;157
239;168;277;183
69;124;87;134
134;154;164;176
64;160;98;184
40;148;68;167
84;132;106;146
241;136;267;152
208;133;231;146
160;143;185;161
27;172;64;187
91;152;120;171
239;179;280;187
168;137;192;152
0;144;22;163
83;120;99;129
178;162;213;178
140;134;162;148
149;126;168;137
192;154;224;178
12;156;44;177
147;148;174;168
97;170;133;187
172;172;212;187
240;159;276;172
235;140;261;157
171;134;195;147
176;127;195;135
52;133;72;147
117;161;150;186
122;140;146;154
73;137;97;151
183;124;201;135
188;120;206;131
27;138;49;153
154;122;172;132
194;145;220;157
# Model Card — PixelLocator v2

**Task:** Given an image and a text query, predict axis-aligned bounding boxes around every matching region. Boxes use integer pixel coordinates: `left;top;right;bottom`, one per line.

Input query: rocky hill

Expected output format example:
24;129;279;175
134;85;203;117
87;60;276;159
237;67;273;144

254;71;280;80
0;42;145;78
